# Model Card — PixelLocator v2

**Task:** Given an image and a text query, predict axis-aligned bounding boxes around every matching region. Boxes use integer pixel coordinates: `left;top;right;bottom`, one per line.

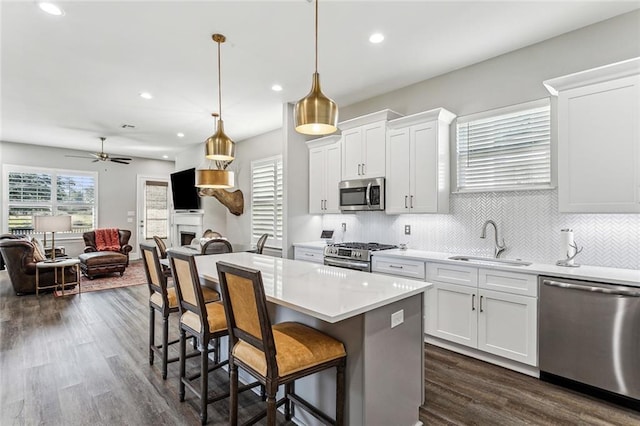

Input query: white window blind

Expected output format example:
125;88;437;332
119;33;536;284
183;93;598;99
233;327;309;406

4;166;97;234
456;99;551;192
251;156;283;247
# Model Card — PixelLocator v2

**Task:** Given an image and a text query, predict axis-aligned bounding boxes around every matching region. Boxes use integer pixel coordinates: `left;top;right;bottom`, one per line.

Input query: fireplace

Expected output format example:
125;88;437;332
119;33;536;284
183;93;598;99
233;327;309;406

180;231;196;246
171;212;203;247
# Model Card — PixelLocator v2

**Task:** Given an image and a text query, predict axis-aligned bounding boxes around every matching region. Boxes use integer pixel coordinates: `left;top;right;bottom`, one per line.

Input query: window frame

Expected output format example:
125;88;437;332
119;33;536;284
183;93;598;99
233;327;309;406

3;164;99;239
250;155;283;249
454;98;554;193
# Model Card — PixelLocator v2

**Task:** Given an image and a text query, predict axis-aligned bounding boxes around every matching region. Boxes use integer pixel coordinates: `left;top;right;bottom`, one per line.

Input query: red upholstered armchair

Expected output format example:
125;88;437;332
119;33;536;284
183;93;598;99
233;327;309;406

83;229;133;265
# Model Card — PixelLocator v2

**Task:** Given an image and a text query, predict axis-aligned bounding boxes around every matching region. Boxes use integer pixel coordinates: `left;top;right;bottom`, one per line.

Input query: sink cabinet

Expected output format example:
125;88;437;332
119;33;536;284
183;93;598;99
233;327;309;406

544;58;640;213
425;262;538;366
386;108;456;214
339;109;402;180
307;135;341;214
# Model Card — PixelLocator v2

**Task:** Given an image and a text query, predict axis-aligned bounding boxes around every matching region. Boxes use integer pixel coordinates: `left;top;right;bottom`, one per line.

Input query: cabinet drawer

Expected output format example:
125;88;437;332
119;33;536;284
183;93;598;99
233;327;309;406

372;256;426;280
294;247;324;264
427;262;477;287
479;269;537;297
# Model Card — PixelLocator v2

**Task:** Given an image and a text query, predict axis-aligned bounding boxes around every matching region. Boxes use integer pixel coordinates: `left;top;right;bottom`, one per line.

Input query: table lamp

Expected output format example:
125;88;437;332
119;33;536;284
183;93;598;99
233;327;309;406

33;215;72;262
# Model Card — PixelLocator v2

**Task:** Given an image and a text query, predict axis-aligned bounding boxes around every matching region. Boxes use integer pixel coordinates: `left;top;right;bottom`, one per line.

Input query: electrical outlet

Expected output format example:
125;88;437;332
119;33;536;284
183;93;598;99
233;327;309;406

341;223;347;232
404;225;411;235
391;310;404;328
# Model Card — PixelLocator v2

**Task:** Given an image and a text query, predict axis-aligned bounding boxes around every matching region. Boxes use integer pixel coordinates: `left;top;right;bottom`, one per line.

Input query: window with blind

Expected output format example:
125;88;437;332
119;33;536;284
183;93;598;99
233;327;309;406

144;181;169;239
4;165;97;234
251;156;283;248
456;98;552;192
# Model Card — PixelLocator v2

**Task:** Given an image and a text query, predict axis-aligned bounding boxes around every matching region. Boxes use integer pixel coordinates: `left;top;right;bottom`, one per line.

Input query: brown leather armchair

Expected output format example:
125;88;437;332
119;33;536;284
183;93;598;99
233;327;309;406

82;229;133;264
79;229;133;279
0;239;76;295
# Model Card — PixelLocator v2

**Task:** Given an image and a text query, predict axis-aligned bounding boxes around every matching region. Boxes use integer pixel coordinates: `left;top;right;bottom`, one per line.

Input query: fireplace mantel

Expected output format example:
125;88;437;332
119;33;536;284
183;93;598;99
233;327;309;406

171;212;203;246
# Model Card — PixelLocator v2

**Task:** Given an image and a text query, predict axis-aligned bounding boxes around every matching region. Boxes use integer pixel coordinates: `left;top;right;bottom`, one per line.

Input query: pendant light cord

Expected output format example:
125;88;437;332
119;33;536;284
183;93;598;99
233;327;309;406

217;39;222;119
315;0;318;73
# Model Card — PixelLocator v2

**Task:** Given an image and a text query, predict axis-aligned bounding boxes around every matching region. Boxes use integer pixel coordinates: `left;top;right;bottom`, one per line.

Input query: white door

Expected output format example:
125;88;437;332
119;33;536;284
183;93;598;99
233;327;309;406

342;128;363;180
411;122;438;213
429;282;478;348
362;121;386;178
385;128;411;214
324;142;342;213
136;175;170;257
477;289;538;366
308;147;325;214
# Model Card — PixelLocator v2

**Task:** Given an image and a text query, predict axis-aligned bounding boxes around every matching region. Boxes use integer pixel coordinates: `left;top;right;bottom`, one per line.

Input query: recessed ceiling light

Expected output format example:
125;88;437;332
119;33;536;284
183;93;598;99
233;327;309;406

369;33;385;44
162;155;169;159
177;132;185;138
139;92;153;100
38;2;65;16
271;84;283;92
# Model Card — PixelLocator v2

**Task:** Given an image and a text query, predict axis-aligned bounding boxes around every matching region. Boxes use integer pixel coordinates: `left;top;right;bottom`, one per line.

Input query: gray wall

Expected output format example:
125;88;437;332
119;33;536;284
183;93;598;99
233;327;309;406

0;140;175;256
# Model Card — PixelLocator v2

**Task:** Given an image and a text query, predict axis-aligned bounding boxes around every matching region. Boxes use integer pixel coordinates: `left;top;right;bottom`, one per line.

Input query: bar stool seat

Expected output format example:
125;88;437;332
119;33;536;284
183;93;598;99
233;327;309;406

150;286;219;310
233;322;345;377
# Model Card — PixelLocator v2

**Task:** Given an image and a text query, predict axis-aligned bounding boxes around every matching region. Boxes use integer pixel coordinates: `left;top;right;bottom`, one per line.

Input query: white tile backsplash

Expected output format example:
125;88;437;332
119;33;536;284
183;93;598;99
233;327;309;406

322;189;640;270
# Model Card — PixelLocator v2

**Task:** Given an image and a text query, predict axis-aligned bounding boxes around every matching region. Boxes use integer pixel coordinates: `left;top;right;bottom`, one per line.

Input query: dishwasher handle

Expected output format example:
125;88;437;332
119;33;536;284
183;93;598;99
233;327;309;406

542;279;640;297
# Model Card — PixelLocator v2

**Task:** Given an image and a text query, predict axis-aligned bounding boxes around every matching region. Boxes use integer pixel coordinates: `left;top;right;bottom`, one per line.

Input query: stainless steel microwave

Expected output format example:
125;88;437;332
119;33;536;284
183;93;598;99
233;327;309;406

339;177;385;211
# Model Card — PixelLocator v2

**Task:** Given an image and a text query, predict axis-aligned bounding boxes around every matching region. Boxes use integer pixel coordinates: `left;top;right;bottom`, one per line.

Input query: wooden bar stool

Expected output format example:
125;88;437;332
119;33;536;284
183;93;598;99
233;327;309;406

168;251;259;424
216;261;347;426
140;243;219;380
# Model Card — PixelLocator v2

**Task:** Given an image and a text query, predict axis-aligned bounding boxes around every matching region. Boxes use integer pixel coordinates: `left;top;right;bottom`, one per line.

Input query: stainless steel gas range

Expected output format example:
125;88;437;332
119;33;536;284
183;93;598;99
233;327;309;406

323;242;397;272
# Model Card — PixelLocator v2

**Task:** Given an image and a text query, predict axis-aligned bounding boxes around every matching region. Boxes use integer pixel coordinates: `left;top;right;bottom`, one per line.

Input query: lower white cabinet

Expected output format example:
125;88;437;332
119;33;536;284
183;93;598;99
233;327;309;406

371;255;426;280
425;263;538;366
293;246;324;264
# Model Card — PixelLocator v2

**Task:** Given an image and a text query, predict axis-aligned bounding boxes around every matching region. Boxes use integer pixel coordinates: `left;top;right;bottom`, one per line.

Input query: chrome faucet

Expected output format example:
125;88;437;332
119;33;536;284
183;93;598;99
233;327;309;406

480;220;506;258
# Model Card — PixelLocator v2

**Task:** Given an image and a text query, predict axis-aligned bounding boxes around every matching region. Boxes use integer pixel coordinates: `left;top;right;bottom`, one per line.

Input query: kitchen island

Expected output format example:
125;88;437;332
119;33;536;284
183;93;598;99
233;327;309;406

195;252;430;426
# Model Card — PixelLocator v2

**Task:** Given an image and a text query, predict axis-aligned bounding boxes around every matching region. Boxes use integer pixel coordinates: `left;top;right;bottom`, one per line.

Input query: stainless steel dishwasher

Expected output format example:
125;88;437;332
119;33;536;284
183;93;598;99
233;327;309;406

539;276;640;406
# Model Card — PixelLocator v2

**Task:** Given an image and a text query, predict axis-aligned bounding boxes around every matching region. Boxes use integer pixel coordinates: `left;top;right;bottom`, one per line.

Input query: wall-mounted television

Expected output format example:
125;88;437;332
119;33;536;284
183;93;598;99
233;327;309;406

170;168;201;211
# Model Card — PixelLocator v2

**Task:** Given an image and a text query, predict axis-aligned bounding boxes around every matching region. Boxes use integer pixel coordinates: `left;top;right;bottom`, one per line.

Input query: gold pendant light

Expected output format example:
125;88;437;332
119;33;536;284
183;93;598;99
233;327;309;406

196;169;235;189
294;0;338;135
205;33;235;161
196;34;235;190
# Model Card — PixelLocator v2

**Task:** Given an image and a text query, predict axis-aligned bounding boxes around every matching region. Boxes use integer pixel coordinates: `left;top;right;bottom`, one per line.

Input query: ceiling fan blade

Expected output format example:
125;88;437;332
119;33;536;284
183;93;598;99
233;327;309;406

92;159;101;163
110;157;133;161
109;159;131;164
65;154;95;159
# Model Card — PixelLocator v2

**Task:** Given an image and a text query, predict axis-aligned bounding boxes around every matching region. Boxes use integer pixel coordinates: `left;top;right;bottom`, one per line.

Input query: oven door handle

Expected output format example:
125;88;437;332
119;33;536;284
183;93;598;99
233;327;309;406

324;258;370;270
366;182;372;207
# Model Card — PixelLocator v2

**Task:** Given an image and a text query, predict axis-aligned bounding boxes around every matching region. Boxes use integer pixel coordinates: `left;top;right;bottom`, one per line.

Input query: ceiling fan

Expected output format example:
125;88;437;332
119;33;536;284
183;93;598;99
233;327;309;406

66;137;132;164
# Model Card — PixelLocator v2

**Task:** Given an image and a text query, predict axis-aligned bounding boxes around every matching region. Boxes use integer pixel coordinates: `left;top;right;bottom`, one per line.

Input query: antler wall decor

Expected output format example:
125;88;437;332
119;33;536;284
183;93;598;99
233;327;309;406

199;188;244;216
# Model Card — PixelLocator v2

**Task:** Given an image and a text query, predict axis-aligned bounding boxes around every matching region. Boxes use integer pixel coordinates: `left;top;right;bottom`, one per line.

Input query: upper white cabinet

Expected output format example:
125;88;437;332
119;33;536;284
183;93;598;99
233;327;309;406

386;108;456;214
307;135;341;214
544;57;640;213
339;109;402;180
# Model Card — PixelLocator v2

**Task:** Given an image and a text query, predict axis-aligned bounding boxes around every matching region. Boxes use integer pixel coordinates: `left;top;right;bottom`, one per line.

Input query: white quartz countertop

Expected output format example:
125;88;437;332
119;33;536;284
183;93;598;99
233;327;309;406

374;249;640;287
195;252;430;323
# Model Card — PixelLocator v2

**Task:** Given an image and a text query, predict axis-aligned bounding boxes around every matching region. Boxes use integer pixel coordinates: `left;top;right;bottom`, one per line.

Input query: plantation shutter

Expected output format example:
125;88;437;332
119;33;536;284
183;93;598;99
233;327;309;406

251;156;283;247
456;99;551;192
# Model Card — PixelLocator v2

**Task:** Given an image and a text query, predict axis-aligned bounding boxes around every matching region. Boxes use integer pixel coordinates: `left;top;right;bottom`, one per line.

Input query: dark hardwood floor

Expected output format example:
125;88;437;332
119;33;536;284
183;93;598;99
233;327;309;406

2;270;640;425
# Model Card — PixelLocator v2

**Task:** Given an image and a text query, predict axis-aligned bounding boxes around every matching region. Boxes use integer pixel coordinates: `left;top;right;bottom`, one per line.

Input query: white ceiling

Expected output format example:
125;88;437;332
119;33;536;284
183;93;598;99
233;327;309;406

1;1;638;162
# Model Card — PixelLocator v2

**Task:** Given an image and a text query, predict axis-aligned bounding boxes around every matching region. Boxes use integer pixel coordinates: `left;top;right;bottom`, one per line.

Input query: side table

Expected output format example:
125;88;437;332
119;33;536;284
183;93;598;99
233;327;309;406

36;258;81;296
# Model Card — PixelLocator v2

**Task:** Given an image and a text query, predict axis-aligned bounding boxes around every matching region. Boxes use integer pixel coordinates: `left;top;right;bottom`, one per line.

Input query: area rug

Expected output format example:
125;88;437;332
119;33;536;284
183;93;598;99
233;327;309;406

54;260;146;296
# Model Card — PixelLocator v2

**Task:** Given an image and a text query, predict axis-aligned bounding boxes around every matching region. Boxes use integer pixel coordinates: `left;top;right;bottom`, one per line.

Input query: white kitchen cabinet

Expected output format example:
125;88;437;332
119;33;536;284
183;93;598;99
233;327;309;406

307;135;341;214
544;58;640;213
293;246;324;264
425;262;538;366
386;108;456;214
339;109;402;180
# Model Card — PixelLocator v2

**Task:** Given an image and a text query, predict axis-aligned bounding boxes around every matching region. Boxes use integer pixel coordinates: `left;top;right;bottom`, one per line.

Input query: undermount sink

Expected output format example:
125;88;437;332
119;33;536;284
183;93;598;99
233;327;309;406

448;255;532;267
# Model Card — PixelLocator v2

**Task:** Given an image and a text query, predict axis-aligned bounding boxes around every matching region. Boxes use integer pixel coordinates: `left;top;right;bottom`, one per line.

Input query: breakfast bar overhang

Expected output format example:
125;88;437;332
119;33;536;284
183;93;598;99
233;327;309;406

195;252;430;426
